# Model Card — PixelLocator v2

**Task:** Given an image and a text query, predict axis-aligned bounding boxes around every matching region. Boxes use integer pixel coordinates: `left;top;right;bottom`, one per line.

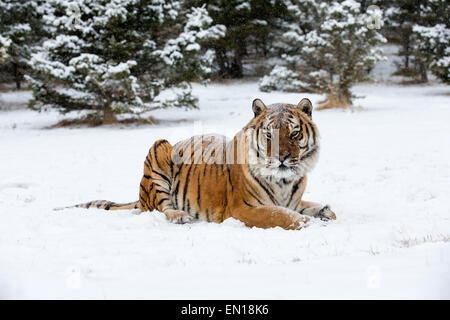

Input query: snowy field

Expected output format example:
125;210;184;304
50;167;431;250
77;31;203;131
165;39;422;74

0;81;449;299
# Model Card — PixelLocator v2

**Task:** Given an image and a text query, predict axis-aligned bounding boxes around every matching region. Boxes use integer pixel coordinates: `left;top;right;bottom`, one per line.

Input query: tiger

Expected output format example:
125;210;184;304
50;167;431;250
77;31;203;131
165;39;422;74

65;98;336;230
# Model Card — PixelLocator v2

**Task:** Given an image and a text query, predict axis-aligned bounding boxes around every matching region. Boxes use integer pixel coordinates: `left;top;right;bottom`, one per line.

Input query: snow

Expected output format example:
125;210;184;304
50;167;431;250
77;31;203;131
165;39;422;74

0;81;450;299
0;90;32;110
0;35;11;60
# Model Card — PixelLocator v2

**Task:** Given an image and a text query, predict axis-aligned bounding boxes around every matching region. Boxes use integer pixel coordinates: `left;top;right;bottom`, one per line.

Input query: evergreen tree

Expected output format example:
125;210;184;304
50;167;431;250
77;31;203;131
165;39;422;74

260;0;386;109
382;0;448;83
27;0;225;124
0;0;48;89
413;24;450;84
186;0;287;78
411;0;449;84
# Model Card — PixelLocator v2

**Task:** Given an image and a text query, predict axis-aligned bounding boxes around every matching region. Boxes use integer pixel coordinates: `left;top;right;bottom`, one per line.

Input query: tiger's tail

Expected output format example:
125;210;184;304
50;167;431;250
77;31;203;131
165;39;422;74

54;200;140;211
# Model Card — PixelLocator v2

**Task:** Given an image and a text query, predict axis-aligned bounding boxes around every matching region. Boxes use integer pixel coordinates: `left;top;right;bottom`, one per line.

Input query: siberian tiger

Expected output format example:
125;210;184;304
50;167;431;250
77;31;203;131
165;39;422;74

67;98;336;230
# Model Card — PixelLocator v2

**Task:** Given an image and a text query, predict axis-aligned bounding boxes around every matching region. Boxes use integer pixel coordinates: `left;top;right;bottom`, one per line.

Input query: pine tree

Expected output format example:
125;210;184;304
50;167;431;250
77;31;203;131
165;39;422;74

411;0;449;84
260;0;386;109
382;0;448;83
186;0;287;78
0;0;48;89
27;0;225;124
413;24;450;84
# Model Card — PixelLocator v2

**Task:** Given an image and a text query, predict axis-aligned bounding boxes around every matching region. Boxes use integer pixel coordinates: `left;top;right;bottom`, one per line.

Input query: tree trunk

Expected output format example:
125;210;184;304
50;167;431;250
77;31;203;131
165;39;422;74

215;47;227;78
419;60;428;83
404;38;410;70
103;105;117;124
230;49;243;78
316;91;351;110
13;63;21;90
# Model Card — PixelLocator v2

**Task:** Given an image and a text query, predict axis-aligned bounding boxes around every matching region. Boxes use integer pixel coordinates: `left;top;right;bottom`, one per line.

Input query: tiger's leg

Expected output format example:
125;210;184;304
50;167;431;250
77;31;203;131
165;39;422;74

288;177;336;221
231;206;310;230
139;139;193;224
298;201;336;221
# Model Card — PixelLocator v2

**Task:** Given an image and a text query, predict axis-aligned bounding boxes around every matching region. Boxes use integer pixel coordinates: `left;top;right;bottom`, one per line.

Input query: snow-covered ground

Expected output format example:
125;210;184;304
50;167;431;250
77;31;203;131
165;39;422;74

0;81;449;299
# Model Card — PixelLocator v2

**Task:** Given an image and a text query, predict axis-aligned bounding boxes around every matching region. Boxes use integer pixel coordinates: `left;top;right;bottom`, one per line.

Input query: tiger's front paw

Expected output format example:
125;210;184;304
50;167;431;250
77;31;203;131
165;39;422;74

316;205;336;221
164;210;194;224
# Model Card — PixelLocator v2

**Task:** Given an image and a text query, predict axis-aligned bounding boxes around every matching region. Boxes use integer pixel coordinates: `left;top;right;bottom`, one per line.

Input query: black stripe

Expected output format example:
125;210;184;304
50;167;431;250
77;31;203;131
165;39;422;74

287;178;302;207
173;180;180;209
151;169;171;185
310;124;317;144
300;147;317;161
140;195;151;210
197;173;201;209
252;174;277;205
153;140;167;164
226;165;233;191
153;148;163;168
173;167;181;181
144;159;151;170
245;186;264;205
182;165;193;211
243;199;255;207
157;198;168;206
305;123;313;143
140;183;149;197
186;200;191;214
155;140;168;148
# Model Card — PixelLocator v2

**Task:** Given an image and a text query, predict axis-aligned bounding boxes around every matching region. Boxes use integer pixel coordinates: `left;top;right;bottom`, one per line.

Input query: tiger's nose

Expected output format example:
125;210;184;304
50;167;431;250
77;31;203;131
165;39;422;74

279;151;290;163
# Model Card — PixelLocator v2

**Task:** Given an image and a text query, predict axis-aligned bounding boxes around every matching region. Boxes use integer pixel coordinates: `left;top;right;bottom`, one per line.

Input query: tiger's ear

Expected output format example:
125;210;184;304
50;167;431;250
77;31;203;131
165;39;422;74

297;98;313;117
252;99;267;117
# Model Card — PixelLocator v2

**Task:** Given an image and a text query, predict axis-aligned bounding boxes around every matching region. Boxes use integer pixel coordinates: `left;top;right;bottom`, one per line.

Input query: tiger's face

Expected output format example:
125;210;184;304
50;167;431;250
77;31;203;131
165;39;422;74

247;98;320;181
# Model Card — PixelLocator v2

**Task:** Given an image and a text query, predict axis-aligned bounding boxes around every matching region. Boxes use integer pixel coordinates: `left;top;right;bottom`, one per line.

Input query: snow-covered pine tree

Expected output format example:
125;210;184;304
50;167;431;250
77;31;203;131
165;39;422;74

0;0;48;89
382;0;448;83
185;0;287;78
382;0;423;80
27;0;225;124
411;0;449;84
413;24;450;84
259;0;386;109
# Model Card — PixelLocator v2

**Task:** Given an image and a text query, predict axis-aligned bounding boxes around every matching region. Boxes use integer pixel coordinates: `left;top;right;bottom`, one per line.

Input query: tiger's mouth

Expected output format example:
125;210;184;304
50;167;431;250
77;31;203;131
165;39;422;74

265;159;296;170
269;161;297;172
271;164;297;179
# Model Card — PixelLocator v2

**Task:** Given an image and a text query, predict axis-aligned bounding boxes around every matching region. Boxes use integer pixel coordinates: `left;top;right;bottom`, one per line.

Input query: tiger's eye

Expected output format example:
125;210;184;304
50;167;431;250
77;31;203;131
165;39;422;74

290;131;299;139
265;132;272;140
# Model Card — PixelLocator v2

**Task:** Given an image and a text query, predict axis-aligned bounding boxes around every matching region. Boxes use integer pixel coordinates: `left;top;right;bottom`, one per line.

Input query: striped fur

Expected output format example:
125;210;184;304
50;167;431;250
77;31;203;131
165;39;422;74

66;98;336;230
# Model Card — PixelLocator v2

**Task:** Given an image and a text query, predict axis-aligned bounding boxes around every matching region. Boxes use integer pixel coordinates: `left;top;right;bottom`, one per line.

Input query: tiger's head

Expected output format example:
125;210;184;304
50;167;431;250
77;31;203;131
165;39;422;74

246;98;320;181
